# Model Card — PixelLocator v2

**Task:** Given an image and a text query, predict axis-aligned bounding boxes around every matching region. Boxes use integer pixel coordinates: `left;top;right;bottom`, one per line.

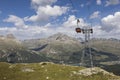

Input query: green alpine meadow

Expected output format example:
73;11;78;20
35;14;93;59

0;62;120;80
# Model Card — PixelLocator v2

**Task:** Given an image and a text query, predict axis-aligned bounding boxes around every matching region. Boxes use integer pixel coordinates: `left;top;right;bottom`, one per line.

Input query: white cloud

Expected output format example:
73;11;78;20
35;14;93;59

90;11;100;19
1;0;69;39
101;12;120;32
31;0;57;9
63;15;87;28
60;12;120;39
63;15;76;28
40;5;67;16
24;12;48;22
2;13;120;39
105;0;120;6
4;15;28;29
57;15;120;39
100;12;120;38
93;25;108;38
25;0;68;23
1;15;87;39
0;25;51;39
0;25;75;40
96;0;102;5
91;25;120;39
26;5;68;22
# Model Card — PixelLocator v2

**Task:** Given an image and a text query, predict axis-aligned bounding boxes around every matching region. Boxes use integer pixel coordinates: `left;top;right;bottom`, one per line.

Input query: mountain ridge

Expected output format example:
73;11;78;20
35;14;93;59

0;33;120;75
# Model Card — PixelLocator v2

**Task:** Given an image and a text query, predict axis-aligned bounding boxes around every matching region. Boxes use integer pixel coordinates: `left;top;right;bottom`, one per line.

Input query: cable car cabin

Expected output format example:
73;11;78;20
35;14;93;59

75;28;81;33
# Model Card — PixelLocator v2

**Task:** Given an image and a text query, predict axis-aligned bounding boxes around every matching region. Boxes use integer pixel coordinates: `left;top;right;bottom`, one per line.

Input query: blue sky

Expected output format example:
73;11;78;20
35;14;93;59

0;0;120;39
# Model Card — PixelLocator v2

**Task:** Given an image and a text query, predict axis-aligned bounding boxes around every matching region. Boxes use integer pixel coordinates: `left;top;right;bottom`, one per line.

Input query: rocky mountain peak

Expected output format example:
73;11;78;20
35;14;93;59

6;34;16;39
48;33;75;41
0;35;4;37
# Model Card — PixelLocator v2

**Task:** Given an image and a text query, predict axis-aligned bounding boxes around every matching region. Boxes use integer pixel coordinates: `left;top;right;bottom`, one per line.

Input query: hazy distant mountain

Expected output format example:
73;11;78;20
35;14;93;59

0;34;48;63
1;33;120;65
6;34;16;39
22;33;83;62
22;33;120;65
1;33;120;75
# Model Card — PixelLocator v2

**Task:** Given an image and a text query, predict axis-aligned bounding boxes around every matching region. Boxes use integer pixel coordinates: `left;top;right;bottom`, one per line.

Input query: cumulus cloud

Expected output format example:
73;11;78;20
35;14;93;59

0;27;15;36
100;11;120;39
0;24;51;39
92;25;107;38
105;0;120;6
2;11;120;39
63;15;87;28
96;0;102;5
2;0;120;39
25;0;68;23
90;11;100;19
31;0;57;9
61;15;110;39
101;12;120;32
39;6;67;16
2;14;106;40
2;0;69;39
25;5;68;22
60;12;120;39
4;15;28;29
0;24;74;40
63;15;76;27
1;15;88;39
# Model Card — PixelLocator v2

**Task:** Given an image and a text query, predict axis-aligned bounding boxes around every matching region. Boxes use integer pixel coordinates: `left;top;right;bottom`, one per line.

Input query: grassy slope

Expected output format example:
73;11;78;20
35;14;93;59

0;62;120;80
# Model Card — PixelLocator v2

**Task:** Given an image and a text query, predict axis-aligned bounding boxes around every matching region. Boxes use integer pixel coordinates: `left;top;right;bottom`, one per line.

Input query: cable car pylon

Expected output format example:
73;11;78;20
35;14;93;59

75;19;93;67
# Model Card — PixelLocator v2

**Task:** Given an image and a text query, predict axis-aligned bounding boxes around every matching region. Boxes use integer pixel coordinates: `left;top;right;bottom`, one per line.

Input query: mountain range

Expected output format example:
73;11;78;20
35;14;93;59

22;33;120;64
0;33;120;75
0;34;49;63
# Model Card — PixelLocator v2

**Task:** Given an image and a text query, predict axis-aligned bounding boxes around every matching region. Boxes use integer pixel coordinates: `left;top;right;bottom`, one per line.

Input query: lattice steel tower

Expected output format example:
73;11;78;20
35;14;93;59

75;19;93;67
